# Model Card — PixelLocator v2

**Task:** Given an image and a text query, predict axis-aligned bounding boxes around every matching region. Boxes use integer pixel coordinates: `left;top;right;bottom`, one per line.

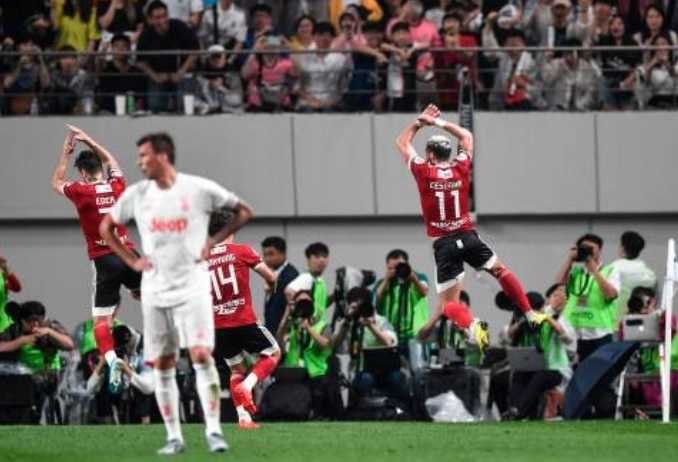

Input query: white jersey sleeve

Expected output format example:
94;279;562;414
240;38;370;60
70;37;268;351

110;183;139;225
197;177;241;213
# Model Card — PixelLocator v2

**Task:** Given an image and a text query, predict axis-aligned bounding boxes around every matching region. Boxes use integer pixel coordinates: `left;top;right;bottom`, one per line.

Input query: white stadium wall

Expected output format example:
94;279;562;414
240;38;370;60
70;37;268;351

1;113;677;335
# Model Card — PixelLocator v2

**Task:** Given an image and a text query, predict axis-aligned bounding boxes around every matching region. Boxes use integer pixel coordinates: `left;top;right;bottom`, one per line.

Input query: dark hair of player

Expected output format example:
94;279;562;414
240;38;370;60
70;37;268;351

305;242;329;259
262;236;287;253
426;135;453;161
386;249;409;262
576;233;604;249
208;210;234;237
621;231;645;259
137;132;175;164
74;150;103;175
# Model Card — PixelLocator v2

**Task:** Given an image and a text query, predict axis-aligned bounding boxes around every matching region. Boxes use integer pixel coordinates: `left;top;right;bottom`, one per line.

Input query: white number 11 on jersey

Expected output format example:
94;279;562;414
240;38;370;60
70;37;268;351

435;190;460;221
210;264;239;300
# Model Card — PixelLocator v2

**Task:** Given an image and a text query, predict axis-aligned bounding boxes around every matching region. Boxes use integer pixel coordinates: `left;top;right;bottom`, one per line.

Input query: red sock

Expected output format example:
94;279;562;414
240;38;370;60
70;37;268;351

252;356;278;382
443;301;473;329
93;321;115;357
230;373;245;406
497;269;531;314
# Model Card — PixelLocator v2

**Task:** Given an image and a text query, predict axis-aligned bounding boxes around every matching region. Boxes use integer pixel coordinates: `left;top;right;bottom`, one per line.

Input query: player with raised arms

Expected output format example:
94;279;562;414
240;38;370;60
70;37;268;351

395;104;546;350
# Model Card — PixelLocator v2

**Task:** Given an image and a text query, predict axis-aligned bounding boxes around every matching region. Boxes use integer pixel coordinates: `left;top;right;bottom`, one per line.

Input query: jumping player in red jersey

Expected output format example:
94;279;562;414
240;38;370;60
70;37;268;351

207;212;279;429
396;104;546;350
51;125;141;390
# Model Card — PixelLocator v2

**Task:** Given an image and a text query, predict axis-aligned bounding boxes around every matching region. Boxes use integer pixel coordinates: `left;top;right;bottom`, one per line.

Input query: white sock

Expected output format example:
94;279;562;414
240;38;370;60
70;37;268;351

236;405;252;422
193;360;222;436
153;368;183;443
104;350;117;366
242;373;258;392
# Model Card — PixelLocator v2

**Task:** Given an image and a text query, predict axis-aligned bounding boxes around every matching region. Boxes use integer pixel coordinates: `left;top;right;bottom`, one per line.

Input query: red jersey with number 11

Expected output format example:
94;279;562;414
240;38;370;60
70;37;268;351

408;151;474;238
207;242;263;329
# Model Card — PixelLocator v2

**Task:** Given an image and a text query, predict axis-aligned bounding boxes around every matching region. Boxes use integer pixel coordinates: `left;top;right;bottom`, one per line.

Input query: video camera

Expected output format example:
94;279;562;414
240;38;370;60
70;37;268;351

574;244;593;262
291;298;315;320
394;262;412;284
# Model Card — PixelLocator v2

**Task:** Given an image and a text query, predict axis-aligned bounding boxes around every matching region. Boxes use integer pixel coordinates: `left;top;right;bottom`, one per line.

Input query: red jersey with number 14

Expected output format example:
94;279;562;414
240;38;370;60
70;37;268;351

409;151;474;238
63;170;135;260
207;242;263;329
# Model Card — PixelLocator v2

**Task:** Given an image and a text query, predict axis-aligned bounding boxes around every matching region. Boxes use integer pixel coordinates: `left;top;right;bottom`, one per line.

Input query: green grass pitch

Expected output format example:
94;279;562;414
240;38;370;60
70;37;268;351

2;421;677;462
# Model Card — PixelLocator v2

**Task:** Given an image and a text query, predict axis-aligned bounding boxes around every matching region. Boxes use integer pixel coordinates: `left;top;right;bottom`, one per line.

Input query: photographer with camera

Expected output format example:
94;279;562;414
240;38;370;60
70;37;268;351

0;301;74;423
374;249;429;362
276;290;336;419
285;242;333;321
555;233;620;362
334;287;406;403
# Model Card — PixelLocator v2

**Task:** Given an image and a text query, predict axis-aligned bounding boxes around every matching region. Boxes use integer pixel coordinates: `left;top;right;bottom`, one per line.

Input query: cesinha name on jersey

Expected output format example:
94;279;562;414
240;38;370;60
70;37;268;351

63;169;135;259
207;243;263;329
409;151;474;237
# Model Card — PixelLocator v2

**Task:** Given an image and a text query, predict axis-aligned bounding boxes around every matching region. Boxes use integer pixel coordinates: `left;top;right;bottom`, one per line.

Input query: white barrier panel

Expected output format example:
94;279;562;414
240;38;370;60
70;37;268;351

660;239;676;423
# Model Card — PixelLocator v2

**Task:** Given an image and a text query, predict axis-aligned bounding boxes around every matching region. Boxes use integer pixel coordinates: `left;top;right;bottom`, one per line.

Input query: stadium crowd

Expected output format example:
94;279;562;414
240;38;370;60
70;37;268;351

1;229;676;425
2;0;678;115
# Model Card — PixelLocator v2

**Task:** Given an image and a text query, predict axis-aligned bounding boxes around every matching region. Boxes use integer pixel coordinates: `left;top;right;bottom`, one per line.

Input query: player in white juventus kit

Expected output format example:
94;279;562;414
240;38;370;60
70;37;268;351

99;132;253;455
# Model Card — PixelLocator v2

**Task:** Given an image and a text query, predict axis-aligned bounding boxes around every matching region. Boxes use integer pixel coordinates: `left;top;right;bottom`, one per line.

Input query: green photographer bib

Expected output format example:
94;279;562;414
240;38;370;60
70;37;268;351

565;266;617;331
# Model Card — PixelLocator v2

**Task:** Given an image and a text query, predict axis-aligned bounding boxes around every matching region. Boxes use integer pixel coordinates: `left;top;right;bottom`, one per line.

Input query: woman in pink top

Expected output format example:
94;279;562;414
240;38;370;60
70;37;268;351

241;35;298;111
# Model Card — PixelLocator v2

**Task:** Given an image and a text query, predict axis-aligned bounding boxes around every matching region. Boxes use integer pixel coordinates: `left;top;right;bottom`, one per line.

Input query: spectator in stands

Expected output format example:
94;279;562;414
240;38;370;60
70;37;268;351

374;249;428;361
50;45;95;114
541;38;599;110
329;1;382;31
588;0;613;45
483;23;541;110
383;21;428;112
0;1;55;51
0;301;75;423
597;15;641;111
242;34;297;112
285;242;333;320
556;233;620;362
289;14;316;51
639;33;678;109
96;34;146;114
198;0;247;56
523;0;588;52
387;0;440;47
269;0;329;37
195;44;244;114
610;231;657;324
633;4;678;51
425;0;454;30
244;3;275;51
276;289;335;419
51;0;100;53
435;11;478;110
294;21;350;112
503;285;575;421
0;251;22;332
344;21;388;112
333;287;407;403
163;0;203;29
136;0;200;113
332;10;366;49
262;237;299;336
97;0;144;40
1;34;50;115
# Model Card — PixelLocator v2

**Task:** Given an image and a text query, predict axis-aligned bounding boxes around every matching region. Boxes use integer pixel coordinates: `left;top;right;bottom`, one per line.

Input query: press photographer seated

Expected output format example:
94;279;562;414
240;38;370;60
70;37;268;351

333;288;407;404
276;290;336;419
0;301;74;422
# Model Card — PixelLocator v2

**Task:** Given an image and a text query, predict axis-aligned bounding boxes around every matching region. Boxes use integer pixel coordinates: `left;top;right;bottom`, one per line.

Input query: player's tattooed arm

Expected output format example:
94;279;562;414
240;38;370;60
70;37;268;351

100;214;151;272
67;124;121;175
51;130;75;195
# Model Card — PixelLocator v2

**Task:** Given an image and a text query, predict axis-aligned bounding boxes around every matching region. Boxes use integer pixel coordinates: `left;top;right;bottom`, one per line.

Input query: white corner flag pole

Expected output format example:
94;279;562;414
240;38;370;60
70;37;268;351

660;239;676;424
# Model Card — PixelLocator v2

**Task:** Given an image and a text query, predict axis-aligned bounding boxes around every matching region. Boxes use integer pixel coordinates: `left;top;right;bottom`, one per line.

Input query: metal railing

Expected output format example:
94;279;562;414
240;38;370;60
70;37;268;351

0;45;676;116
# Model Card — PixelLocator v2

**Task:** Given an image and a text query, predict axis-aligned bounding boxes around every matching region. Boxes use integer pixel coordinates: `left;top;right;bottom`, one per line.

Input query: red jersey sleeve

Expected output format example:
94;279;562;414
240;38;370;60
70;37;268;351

62;182;86;203
241;245;264;268
408;155;429;185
